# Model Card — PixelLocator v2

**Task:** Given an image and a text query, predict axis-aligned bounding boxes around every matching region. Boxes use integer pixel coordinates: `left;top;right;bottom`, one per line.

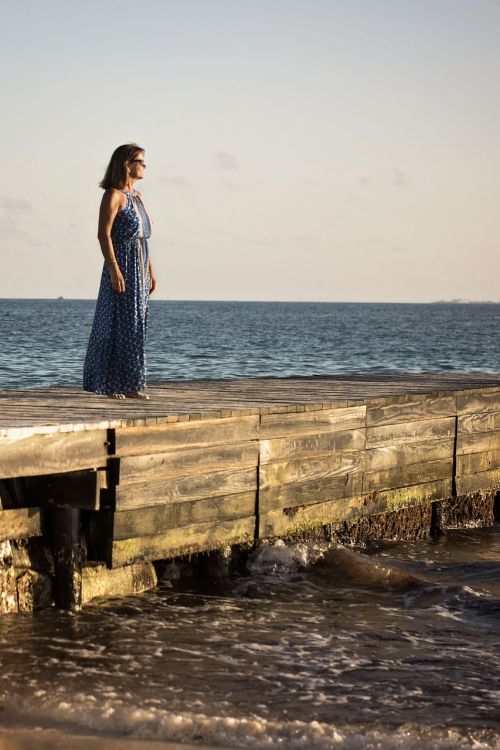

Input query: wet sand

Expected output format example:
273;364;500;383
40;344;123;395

0;726;239;750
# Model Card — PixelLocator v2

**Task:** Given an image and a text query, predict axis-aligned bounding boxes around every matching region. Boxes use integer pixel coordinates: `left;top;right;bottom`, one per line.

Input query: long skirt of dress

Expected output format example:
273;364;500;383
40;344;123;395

83;235;150;396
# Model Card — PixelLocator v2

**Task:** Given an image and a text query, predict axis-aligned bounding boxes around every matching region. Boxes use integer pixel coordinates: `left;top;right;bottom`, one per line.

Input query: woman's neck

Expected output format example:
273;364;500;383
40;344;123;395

124;179;137;192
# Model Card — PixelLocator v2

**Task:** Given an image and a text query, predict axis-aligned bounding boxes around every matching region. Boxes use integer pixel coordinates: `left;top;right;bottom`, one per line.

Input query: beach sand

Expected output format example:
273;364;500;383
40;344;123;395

0;726;239;750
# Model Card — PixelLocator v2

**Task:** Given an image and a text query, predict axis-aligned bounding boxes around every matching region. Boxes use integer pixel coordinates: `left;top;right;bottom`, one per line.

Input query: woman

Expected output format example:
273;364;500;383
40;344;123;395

83;143;156;399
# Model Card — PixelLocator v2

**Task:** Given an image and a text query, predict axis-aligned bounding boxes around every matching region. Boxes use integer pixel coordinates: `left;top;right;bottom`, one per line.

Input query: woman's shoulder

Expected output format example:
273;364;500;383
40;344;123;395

104;186;125;198
102;187;126;207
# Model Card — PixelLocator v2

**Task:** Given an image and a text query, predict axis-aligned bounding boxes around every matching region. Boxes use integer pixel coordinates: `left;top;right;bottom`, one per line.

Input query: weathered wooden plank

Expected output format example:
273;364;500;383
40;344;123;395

258;478;449;539
260;499;356;539
456;389;500;415
260;429;366;464
118;441;258;484
0;419;117;434
366;417;455;449
260;406;366;439
458;411;500;434
260;495;385;539
456;448;500;476
363;458;453;494
22;468;107;511
112;466;257;510
456;469;500;495
0;430;109;479
366;394;456;427
259;472;363;513
375;478;452;512
112;492;256;539
456;431;500;455
365;439;454;472
0;507;42;542
81;561;157;604
111;516;255;567
260;453;363;489
115;416;259;456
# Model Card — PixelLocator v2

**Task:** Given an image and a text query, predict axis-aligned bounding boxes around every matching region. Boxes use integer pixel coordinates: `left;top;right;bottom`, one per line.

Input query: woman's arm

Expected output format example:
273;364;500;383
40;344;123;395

149;257;157;293
97;189;126;293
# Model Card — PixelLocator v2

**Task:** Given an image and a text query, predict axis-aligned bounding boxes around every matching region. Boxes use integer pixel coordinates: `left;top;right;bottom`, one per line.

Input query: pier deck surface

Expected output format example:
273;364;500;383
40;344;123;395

2;373;500;433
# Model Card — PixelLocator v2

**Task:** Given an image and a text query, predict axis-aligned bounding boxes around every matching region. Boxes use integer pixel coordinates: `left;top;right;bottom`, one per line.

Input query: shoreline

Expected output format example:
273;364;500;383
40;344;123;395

0;725;240;750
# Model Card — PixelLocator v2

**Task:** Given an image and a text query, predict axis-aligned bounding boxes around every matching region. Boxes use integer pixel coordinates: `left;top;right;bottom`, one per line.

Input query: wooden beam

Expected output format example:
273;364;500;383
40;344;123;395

118;441;258;484
260;428;366;464
0;430;109;479
259;479;452;538
260;453;363;489
456;469;500;495
456;389;500;415
456;431;500;455
114;415;259;456
110;517;255;567
260;494;377;539
112;492;257;539
363;458;453;494
375;479;452;512
260;406;366;439
456;448;500;476
366;417;455;449
0;507;42;542
110;466;257;511
458;412;500;434
365;439;454;472
259;472;363;513
22;468;107;511
366;394;456;427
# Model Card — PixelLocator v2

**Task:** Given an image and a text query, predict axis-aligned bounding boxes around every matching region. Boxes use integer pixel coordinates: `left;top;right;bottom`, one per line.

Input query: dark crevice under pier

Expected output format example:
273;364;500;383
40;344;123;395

2;373;500;611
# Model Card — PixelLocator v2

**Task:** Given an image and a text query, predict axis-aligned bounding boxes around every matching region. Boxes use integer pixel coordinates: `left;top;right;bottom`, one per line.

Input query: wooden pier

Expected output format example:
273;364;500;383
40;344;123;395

2;373;500;609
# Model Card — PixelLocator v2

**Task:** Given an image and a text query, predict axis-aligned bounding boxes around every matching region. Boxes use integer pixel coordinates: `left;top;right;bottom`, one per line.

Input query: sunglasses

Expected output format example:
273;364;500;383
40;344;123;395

130;159;146;166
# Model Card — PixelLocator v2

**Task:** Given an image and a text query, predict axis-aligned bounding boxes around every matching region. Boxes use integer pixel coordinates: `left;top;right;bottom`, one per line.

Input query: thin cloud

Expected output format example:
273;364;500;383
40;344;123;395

392;169;411;188
371;237;408;254
0;218;44;246
162;175;191;189
1;196;35;215
247;237;280;247
222;180;243;192
212;151;240;171
288;233;317;244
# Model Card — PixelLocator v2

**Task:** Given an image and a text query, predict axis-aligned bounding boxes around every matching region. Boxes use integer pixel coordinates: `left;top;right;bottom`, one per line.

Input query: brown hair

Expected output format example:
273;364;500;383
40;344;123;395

99;143;144;190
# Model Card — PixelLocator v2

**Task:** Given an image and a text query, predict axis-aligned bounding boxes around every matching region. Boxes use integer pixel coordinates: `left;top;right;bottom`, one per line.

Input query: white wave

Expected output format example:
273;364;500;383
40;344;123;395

3;695;500;750
246;540;328;578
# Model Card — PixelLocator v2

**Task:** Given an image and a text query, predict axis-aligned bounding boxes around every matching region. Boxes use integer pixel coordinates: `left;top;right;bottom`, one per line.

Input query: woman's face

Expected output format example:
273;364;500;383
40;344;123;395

128;152;146;181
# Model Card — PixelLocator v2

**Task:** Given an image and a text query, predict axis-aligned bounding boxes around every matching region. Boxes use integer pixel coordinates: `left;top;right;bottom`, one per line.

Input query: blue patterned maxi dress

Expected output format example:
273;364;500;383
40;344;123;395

83;190;152;395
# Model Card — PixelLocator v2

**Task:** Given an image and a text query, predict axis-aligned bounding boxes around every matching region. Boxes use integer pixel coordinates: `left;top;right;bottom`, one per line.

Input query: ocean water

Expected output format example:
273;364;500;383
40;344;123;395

0;530;499;749
1;299;500;389
0;299;500;749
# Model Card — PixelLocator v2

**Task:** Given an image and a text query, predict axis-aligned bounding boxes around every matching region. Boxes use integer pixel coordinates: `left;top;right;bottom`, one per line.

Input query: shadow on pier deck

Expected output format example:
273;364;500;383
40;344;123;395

1;373;500;610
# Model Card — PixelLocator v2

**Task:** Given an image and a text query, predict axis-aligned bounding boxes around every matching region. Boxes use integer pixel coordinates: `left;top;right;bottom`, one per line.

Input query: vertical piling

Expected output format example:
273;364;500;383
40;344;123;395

50;506;82;611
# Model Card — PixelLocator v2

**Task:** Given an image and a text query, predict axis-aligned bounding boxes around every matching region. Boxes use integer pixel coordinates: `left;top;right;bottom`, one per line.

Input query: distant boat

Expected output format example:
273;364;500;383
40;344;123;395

56;296;64;301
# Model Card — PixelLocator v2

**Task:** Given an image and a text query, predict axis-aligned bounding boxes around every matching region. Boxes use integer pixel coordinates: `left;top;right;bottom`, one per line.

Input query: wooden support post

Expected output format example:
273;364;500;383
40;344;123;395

50;506;82;611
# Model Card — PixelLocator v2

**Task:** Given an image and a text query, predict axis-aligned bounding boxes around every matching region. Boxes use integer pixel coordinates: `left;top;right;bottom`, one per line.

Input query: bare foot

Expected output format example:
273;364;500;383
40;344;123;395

109;393;126;400
124;391;150;400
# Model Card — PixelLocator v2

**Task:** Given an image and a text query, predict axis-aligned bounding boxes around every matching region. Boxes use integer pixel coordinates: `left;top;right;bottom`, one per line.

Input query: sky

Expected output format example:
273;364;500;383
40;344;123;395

1;0;499;302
